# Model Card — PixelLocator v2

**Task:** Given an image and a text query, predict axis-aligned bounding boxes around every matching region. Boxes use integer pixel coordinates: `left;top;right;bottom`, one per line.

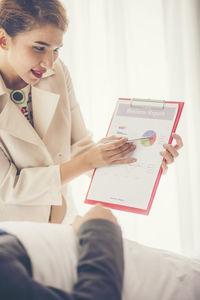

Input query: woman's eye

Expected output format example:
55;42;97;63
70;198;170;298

33;46;45;51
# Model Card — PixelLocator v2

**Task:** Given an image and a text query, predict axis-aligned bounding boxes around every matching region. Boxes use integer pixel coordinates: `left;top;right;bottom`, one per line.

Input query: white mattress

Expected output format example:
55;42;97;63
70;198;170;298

1;221;200;300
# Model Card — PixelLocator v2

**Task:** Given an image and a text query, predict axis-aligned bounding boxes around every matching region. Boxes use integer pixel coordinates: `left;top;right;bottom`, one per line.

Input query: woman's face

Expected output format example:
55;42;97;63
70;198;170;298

4;24;64;89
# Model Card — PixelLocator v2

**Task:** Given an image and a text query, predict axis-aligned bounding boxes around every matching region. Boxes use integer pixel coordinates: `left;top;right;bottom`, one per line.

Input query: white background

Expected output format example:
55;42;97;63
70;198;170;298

60;0;200;258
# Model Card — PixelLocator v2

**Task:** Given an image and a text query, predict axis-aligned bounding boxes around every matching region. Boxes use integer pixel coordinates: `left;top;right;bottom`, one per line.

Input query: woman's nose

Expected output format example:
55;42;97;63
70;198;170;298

40;52;55;70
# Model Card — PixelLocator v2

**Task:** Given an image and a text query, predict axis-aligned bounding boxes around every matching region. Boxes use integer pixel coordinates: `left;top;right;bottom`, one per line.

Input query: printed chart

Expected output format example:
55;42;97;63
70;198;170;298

141;130;156;147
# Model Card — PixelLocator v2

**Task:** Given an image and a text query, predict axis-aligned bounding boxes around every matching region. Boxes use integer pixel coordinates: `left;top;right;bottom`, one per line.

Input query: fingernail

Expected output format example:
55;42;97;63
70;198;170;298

131;158;137;162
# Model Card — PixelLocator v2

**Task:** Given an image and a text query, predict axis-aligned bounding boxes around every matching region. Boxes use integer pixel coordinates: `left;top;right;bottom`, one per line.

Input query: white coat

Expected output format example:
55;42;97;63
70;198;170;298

0;58;93;222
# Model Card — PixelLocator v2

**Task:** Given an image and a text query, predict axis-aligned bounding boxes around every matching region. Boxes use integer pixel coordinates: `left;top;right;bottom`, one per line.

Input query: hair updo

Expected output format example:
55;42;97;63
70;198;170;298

0;0;68;37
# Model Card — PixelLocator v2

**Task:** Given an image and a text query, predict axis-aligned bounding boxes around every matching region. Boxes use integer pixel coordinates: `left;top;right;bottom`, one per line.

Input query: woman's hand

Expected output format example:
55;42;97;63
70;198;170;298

60;136;136;185
83;135;137;169
160;133;183;174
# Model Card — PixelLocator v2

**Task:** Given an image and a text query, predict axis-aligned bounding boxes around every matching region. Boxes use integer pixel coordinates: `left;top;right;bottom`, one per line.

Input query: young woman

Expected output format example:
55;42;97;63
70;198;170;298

0;0;183;223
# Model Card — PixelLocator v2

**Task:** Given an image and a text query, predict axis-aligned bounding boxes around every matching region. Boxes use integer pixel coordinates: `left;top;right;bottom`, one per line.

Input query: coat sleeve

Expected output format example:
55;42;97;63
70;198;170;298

74;219;124;300
0;146;62;205
60;60;95;158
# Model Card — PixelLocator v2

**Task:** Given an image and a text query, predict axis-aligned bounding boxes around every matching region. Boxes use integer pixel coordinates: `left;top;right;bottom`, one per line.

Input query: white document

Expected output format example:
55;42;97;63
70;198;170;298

85;99;183;214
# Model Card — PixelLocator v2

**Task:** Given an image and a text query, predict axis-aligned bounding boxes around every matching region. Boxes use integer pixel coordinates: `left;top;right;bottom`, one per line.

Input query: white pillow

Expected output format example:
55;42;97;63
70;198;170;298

123;239;200;300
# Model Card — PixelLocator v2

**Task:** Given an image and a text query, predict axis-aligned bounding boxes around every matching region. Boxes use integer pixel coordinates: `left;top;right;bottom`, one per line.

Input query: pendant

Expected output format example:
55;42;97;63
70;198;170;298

10;90;26;104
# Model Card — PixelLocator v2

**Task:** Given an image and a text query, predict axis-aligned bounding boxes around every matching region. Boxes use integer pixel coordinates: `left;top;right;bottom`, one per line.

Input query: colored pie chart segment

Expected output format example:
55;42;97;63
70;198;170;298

141;130;156;147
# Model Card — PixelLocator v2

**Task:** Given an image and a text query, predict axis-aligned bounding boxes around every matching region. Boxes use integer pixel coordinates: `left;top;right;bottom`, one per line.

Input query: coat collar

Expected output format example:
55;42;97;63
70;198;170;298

0;68;60;146
0;75;9;96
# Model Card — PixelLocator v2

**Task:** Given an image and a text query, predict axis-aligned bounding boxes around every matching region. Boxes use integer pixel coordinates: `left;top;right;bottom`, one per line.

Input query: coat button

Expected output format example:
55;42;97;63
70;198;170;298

57;153;63;162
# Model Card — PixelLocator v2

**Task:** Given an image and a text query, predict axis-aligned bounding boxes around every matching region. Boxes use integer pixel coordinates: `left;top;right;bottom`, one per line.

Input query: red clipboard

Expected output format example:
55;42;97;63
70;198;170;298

85;98;184;215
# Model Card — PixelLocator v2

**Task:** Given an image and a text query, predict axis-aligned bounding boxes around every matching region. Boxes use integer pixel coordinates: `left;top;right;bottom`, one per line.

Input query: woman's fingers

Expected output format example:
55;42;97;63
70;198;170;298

106;141;136;156
160;150;175;165
102;137;128;149
161;144;179;163
161;133;183;164
94;138;136;165
101;138;136;163
109;143;136;160
98;137;136;162
172;133;183;150
100;135;125;145
160;133;183;174
98;134;183;170
110;157;137;165
161;161;168;174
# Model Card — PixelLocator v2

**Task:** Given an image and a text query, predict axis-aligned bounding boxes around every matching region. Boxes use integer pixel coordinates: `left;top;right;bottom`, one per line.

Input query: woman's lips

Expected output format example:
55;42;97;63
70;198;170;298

31;69;45;79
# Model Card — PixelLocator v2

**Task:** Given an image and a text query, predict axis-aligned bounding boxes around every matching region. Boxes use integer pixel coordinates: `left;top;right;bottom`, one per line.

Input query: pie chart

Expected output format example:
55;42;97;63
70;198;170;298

141;130;156;147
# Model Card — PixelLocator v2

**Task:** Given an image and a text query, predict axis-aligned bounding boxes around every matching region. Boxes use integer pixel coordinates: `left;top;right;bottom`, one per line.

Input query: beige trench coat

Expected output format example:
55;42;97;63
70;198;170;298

0;58;93;222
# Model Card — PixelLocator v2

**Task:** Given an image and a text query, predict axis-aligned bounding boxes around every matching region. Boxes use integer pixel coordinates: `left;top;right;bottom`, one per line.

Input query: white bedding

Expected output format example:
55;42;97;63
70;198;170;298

1;222;200;300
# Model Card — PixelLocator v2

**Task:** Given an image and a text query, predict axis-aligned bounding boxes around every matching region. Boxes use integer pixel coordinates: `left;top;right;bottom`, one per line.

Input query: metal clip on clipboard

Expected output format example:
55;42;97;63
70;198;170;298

130;98;166;110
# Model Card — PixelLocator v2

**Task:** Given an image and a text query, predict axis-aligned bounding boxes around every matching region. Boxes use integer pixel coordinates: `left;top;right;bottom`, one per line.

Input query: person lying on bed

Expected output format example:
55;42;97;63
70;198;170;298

0;205;199;300
0;204;123;300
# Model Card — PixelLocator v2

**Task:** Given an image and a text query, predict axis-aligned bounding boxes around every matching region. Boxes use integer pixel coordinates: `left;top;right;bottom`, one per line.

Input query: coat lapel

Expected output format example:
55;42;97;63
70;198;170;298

0;97;45;147
0;70;60;147
32;86;60;139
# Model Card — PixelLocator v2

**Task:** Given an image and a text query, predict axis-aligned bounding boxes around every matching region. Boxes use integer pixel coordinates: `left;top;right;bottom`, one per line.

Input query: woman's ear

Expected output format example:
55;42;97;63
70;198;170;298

0;29;9;50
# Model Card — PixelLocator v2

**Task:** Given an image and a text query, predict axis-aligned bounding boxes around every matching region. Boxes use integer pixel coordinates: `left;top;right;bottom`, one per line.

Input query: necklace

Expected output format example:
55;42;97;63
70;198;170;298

9;86;34;126
10;89;26;104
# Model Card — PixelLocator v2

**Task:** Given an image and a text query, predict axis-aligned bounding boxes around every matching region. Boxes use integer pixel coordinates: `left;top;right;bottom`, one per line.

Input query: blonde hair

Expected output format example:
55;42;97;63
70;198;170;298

0;0;68;36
